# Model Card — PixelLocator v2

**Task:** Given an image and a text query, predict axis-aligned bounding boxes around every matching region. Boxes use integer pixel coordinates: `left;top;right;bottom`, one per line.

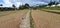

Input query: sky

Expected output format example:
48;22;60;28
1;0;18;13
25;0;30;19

0;0;60;7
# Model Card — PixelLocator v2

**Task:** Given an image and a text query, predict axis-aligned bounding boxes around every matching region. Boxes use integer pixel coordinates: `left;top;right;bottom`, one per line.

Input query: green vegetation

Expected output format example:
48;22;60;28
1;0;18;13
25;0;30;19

42;10;60;14
19;3;30;9
37;6;60;10
30;10;34;28
44;7;60;10
35;6;60;14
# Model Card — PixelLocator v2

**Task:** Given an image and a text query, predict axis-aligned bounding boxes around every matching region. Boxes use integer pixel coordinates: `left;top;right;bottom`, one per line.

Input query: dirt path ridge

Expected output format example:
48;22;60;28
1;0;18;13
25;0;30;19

20;10;30;28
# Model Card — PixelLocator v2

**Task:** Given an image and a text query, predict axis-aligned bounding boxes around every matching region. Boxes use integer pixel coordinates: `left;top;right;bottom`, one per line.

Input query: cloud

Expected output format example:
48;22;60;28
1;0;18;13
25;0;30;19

1;0;59;7
30;1;48;6
0;0;22;7
2;0;12;7
14;2;22;7
3;0;11;4
33;1;48;4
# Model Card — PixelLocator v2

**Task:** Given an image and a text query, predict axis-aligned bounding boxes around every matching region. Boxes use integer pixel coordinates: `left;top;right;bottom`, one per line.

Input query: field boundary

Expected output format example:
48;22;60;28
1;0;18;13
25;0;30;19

0;11;17;17
30;10;34;28
41;10;60;14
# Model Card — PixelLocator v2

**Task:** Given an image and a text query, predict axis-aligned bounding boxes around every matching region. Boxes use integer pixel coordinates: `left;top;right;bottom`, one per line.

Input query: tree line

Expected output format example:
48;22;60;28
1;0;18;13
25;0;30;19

0;3;30;11
0;3;30;9
48;0;60;6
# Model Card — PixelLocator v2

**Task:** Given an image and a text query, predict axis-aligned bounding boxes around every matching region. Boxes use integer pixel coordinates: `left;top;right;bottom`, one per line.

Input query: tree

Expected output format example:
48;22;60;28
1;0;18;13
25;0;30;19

48;0;53;6
0;4;3;11
24;3;30;8
55;2;59;5
12;4;16;8
0;4;3;6
53;1;56;5
12;4;16;10
48;2;52;6
19;3;30;9
48;0;56;6
19;5;24;9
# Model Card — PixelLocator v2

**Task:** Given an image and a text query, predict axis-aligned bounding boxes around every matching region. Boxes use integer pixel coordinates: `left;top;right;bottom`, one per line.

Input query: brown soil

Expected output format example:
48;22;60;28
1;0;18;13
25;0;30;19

0;10;28;28
31;10;60;28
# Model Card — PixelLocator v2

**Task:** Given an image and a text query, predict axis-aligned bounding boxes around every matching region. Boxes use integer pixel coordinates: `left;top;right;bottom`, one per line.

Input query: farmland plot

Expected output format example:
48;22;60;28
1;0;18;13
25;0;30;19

31;10;60;28
0;10;28;28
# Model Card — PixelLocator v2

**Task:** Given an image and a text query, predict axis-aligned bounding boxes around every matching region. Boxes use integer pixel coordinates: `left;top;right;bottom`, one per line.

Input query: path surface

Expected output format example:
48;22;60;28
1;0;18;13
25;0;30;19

20;10;30;28
0;10;28;28
31;10;60;28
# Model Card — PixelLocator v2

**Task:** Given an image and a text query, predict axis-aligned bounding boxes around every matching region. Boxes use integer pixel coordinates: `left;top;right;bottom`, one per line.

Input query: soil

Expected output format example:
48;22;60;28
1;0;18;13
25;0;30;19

31;10;60;28
20;10;30;28
0;10;28;28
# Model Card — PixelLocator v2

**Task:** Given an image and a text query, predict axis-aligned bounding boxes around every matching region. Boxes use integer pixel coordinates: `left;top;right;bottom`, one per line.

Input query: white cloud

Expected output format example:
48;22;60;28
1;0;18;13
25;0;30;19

3;0;11;4
14;2;22;8
33;1;48;4
2;0;12;7
1;0;22;7
30;1;48;6
0;0;48;7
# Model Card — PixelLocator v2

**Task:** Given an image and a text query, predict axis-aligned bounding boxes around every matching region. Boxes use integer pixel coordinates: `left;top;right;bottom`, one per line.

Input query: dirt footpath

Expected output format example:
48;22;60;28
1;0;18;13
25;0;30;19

31;10;60;28
0;10;28;28
20;10;30;28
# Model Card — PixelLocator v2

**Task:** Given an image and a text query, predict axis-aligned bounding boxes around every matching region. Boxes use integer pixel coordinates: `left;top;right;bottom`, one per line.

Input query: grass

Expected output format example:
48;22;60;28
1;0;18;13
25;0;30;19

30;10;34;28
46;7;60;10
42;10;60;14
37;7;60;14
40;6;60;10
